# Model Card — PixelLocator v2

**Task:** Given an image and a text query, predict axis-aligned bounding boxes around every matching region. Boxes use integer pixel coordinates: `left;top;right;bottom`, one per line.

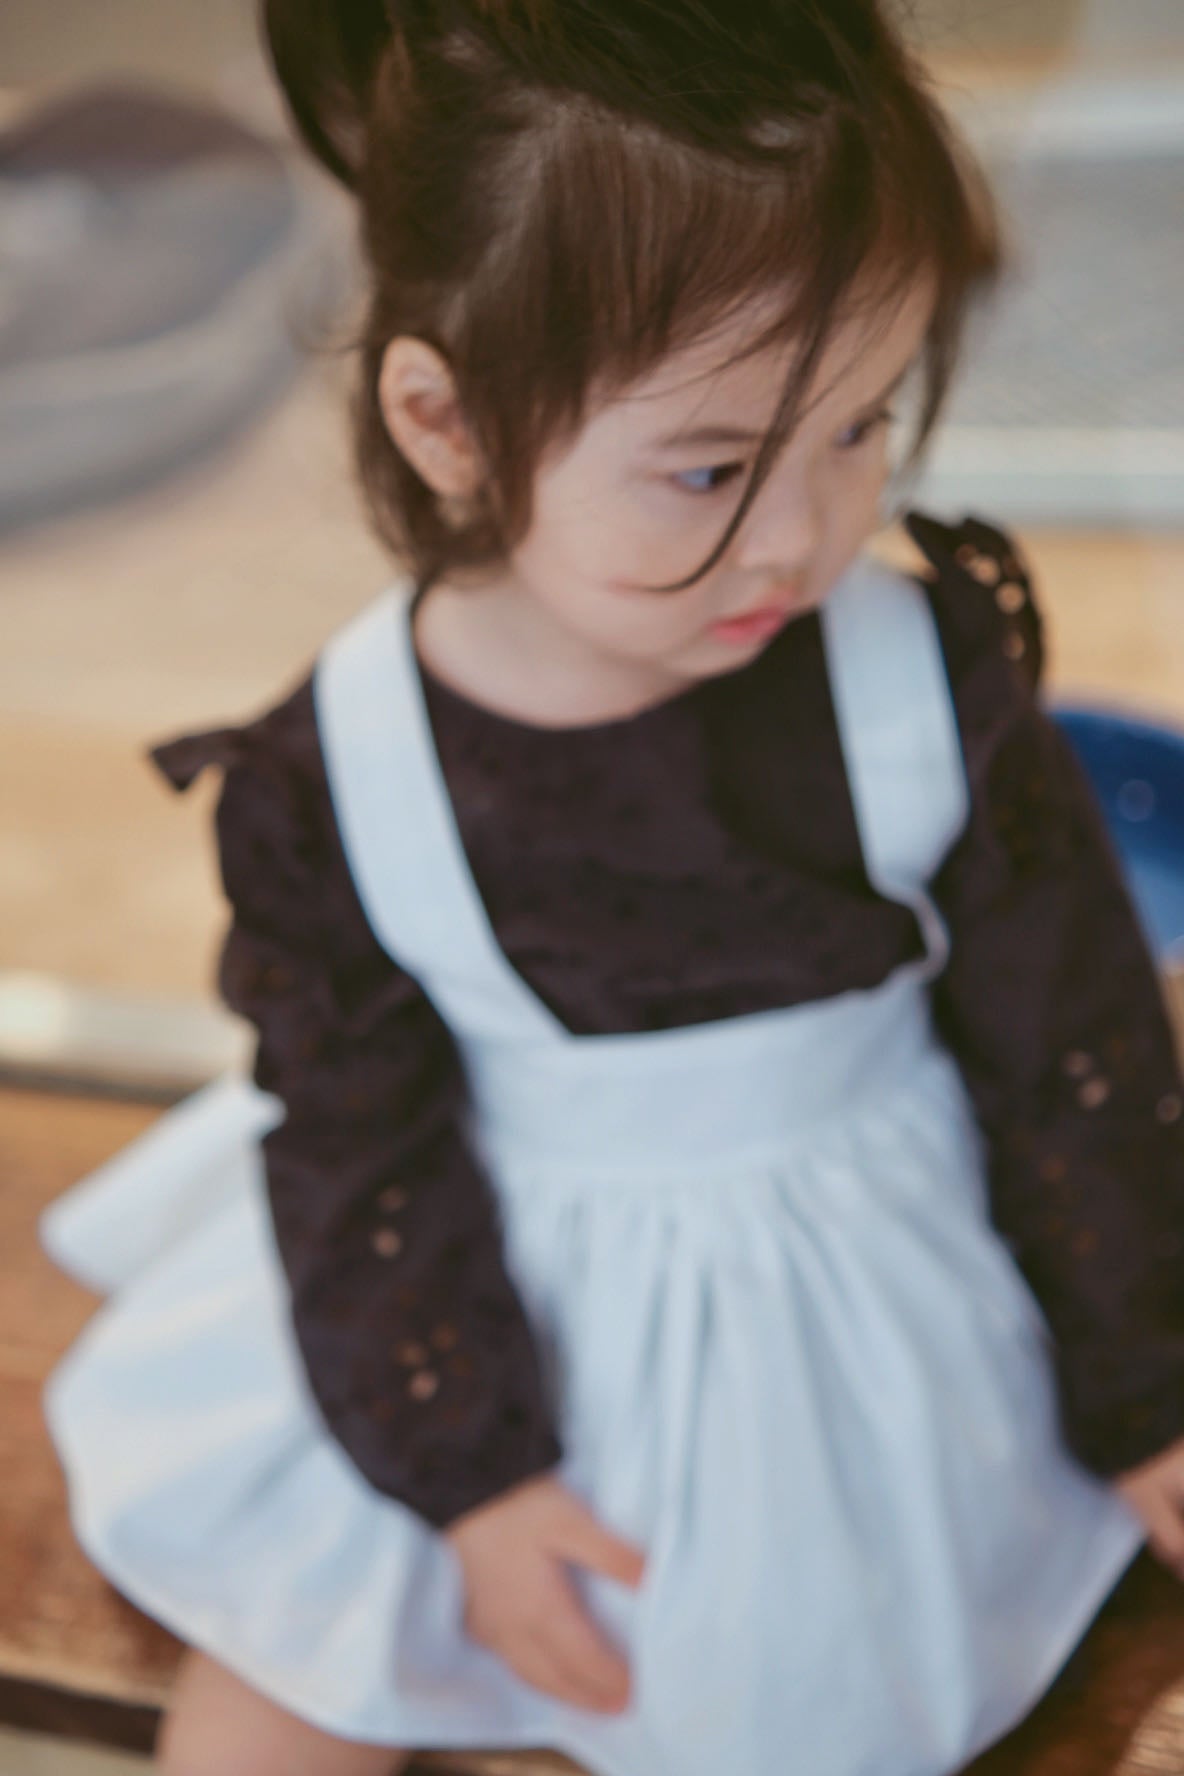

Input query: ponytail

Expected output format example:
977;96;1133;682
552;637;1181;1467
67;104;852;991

260;0;394;188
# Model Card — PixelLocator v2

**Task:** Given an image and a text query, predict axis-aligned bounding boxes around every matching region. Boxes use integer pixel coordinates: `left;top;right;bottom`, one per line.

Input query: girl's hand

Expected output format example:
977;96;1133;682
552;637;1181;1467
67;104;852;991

1113;1435;1184;1580
444;1473;647;1713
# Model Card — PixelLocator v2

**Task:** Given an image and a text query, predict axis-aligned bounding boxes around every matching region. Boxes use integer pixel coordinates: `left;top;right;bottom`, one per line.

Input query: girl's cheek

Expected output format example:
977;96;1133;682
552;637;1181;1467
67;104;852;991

633;479;726;541
830;450;891;528
647;503;738;586
601;527;705;593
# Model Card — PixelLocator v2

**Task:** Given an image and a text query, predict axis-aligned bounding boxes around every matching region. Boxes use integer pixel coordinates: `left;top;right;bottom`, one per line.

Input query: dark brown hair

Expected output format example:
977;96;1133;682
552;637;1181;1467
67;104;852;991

261;0;1001;591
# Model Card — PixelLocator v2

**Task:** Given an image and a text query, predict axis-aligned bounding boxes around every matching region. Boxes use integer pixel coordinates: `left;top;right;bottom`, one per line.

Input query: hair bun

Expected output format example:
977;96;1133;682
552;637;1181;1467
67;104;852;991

261;0;397;187
398;0;882;139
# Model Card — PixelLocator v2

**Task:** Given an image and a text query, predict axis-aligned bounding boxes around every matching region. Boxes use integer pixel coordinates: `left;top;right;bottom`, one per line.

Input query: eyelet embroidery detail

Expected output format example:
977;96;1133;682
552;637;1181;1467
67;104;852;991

1062;1051;1094;1080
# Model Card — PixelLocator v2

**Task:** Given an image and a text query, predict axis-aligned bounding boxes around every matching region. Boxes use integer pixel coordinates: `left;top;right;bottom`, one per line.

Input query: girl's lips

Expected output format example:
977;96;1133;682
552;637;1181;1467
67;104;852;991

709;604;796;644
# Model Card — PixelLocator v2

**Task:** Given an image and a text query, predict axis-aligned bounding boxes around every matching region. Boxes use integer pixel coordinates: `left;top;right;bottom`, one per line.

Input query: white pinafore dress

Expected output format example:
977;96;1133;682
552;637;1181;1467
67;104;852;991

42;557;1145;1776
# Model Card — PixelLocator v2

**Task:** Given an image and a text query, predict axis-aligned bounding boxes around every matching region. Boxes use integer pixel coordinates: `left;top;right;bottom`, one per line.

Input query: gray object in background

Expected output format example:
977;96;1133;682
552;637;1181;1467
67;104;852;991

0;971;247;1102
910;0;1184;528
917;77;1184;526
904;0;1184;58
0;84;354;533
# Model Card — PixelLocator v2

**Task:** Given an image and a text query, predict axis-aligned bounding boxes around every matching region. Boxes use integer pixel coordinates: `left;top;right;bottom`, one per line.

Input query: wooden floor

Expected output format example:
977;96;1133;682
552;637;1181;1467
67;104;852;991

0;357;383;1001
0;1726;145;1774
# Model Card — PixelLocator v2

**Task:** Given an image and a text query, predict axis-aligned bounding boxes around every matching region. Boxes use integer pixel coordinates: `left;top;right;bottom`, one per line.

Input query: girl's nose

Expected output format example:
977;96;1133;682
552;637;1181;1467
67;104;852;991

734;475;821;578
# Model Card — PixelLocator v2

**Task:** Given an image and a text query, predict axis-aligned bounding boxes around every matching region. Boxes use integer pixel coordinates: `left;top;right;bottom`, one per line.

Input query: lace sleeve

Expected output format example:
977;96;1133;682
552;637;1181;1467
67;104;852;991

151;686;563;1528
914;512;1184;1478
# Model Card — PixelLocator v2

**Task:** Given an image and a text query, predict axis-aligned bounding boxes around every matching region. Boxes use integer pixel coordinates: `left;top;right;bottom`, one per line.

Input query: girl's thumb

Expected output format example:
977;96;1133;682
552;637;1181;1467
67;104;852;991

558;1497;647;1588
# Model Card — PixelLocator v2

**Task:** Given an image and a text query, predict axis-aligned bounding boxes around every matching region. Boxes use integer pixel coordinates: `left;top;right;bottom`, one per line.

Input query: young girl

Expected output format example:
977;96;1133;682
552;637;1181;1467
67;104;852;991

42;3;1184;1774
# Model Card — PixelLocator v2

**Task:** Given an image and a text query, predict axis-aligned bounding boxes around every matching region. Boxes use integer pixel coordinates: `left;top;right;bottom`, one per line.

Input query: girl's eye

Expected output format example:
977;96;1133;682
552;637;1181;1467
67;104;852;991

836;408;896;451
671;462;746;496
670;409;897;493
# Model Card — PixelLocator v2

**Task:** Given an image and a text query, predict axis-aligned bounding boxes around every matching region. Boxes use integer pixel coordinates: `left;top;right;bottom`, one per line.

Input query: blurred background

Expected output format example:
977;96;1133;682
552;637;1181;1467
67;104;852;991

0;6;1182;1774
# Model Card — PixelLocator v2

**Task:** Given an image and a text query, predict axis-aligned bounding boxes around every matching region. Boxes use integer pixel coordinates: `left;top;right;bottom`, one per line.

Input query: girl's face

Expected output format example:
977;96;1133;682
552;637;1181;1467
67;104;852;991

489;277;934;704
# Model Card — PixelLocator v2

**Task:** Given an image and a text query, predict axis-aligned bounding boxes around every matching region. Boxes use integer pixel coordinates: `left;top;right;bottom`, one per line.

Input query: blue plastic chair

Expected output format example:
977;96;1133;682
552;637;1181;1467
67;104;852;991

1055;705;1184;967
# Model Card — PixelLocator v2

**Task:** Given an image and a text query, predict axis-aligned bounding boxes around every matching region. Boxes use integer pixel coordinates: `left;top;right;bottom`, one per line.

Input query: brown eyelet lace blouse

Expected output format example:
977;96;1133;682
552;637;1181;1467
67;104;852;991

151;511;1184;1532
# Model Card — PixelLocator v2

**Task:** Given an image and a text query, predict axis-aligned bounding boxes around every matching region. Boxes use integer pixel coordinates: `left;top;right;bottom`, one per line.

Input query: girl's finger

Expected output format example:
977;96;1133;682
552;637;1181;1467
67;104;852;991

507;1639;617;1712
513;1624;631;1713
551;1496;647;1587
538;1562;634;1699
532;1636;632;1714
1150;1538;1184;1584
1147;1492;1184;1574
485;1553;632;1703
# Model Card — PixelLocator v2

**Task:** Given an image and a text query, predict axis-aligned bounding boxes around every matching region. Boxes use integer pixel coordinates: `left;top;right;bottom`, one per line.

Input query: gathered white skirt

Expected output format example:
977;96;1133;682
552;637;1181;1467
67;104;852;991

43;986;1144;1776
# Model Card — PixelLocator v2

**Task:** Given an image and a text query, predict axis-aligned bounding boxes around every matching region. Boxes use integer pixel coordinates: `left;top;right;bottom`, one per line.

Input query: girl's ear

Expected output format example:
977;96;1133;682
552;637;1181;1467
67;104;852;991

377;337;485;499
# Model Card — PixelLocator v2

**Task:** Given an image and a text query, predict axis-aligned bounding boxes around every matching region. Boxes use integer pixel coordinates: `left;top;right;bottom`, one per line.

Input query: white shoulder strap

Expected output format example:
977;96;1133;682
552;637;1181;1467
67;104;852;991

821;557;969;954
312;586;561;1040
